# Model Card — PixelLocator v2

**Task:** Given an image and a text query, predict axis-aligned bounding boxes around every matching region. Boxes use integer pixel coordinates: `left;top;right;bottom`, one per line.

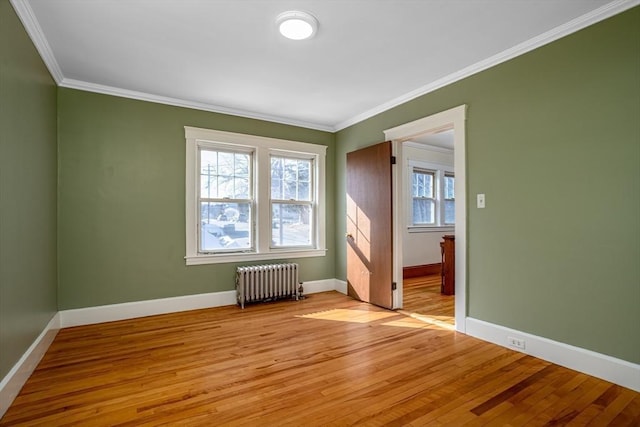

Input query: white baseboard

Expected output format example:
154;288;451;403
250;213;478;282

303;278;344;294
465;317;640;393
4;291;637;419
60;279;344;328
0;313;60;419
59;291;237;328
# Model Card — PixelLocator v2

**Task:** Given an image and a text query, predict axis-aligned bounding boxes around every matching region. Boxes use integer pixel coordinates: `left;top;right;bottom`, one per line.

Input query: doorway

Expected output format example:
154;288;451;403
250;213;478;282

384;105;467;332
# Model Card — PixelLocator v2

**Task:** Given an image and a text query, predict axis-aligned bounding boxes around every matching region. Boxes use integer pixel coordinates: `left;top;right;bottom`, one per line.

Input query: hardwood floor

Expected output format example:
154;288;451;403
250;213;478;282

2;291;638;426
402;274;455;328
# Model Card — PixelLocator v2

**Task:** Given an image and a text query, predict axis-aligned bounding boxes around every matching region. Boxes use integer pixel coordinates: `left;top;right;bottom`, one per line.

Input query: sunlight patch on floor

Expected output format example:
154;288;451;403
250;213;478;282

381;318;434;329
397;310;456;331
297;308;397;323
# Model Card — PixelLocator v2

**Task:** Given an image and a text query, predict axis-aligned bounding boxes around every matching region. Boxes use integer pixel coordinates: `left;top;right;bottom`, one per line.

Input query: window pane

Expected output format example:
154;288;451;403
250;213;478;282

283;179;297;199
235;154;249;176
283;158;297;182
200;202;251;252
201;150;251;200
298;181;310;201
413;198;434;224
298;160;310;182
444;175;455;200
444;200;455;224
270;157;283;199
217;152;234;176
200;151;218;199
283;158;298;199
234;177;249;198
272;204;312;247
271;177;282;199
412;170;433;197
271;156;312;202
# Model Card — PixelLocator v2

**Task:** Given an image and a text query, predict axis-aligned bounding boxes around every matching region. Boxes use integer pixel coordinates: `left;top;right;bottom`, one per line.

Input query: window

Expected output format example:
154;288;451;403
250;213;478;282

185;127;326;265
199;148;253;253
410;164;454;228
412;169;436;224
443;172;455;225
270;156;314;248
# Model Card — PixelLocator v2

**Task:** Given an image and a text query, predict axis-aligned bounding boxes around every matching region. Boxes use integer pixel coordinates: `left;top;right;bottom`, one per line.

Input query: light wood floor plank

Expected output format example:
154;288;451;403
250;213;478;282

1;287;638;426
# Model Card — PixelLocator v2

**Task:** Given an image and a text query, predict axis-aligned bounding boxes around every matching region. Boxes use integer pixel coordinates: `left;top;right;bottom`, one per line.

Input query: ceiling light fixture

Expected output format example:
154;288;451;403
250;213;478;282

276;11;318;40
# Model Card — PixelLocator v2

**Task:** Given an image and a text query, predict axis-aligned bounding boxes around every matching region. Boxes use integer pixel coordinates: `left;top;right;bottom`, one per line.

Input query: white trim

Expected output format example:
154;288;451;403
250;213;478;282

302;279;342;294
334;279;348;295
59;279;344;328
385;105;467;332
384;107;462;141
334;0;639;131
59;291;237;328
184;127;329;154
9;0;64;83
407;226;455;234
466;317;640;393
13;0;637;132
185;126;327;265
186;249;327;265
0;313;60;419
60;79;334;132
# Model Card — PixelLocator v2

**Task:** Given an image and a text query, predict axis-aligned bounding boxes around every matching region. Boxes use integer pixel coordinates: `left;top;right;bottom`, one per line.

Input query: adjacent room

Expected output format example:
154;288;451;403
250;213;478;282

1;0;639;424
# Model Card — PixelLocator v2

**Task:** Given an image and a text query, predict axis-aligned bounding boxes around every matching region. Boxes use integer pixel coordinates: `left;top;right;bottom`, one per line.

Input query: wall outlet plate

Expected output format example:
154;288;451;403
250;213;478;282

508;336;526;349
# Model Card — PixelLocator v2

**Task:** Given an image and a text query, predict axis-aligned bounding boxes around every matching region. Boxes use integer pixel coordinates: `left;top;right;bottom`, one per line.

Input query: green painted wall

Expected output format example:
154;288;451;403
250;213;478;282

335;8;640;363
0;2;58;379
57;88;335;310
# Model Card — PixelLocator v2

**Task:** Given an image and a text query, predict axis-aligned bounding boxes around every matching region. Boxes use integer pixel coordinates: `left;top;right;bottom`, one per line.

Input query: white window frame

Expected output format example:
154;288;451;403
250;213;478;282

269;152;316;250
411;167;436;225
443;171;455;225
198;144;255;254
185;126;327;265
408;160;454;230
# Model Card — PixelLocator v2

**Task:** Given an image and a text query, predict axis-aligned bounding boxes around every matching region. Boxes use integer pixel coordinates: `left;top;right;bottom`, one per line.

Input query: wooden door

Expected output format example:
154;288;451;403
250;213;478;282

346;141;393;309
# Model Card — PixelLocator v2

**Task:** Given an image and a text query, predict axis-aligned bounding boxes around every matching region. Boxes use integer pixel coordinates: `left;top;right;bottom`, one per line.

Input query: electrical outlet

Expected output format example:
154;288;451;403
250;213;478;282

508;336;526;350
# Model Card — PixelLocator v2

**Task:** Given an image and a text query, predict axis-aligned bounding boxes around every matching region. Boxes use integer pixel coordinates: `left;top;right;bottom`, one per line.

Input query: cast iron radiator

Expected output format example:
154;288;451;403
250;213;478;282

236;263;299;309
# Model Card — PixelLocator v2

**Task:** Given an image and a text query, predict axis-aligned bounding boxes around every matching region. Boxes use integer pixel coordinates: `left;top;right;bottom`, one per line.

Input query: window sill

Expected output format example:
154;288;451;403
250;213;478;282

407;226;454;234
185;248;327;265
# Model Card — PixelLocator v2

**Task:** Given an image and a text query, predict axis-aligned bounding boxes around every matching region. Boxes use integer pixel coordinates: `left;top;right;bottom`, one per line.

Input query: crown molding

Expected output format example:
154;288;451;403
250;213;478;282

10;0;64;83
59;78;334;132
11;0;638;133
334;0;640;131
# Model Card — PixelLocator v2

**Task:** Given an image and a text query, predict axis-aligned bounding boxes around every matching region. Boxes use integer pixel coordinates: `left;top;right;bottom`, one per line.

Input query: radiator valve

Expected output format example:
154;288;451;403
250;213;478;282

297;282;306;300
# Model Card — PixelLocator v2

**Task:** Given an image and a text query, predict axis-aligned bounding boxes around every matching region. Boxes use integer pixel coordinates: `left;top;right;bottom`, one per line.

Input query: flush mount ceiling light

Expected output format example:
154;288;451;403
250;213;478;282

276;11;318;40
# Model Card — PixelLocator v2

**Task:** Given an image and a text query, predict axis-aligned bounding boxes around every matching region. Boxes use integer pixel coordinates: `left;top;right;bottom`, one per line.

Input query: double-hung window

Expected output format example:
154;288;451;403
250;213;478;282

270;155;314;248
412;168;436;224
443;172;455;225
409;162;455;228
199;148;253;253
185;127;326;265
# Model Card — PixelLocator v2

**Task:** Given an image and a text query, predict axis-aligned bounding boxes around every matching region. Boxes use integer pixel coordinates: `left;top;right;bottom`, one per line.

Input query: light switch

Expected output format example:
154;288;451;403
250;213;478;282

477;193;486;208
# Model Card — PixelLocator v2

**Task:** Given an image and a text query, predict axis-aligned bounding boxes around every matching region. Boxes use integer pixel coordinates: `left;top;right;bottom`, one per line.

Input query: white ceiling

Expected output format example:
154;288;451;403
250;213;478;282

13;0;635;131
412;129;455;151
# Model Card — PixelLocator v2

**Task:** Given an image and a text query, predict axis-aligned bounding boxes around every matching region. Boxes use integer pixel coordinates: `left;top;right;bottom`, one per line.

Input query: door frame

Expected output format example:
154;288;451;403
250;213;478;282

384;105;467;333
